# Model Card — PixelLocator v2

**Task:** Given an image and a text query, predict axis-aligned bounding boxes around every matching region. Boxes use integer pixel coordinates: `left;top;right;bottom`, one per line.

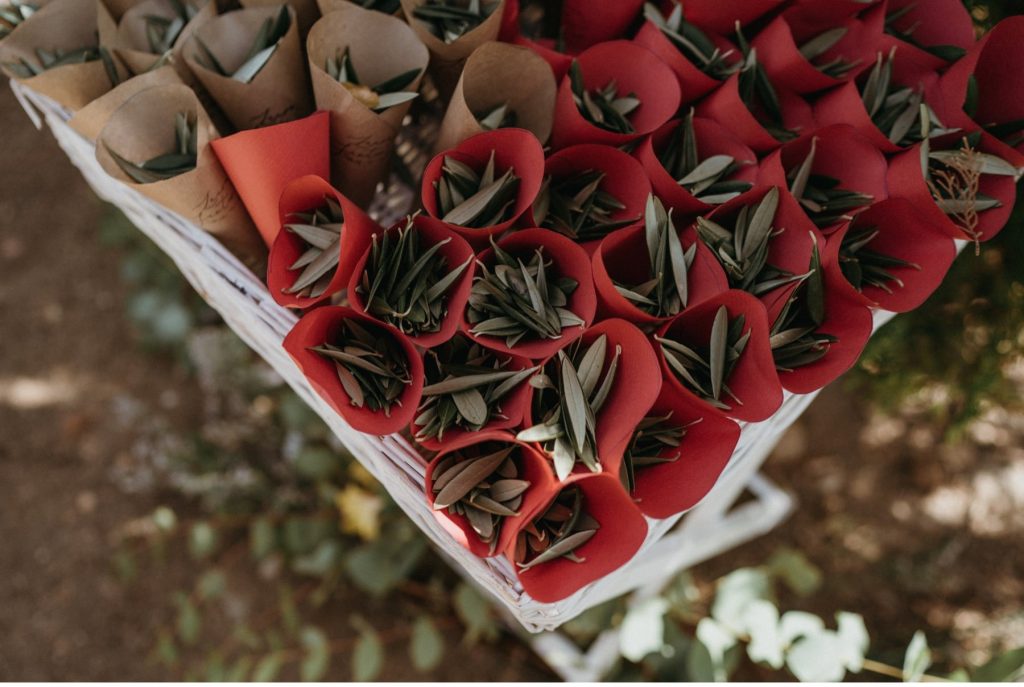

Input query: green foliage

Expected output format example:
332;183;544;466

904;631;932;683
409;616;445;672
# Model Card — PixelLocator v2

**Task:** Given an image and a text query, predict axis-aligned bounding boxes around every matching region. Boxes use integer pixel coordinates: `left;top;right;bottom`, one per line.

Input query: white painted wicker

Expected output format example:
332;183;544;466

12;80;914;648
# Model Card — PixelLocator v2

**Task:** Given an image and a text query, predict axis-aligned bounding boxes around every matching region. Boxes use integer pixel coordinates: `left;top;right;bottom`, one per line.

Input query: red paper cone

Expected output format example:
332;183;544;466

463;228;597;360
411;338;536;452
757;125;889;232
970;17;1024;146
424;431;555;558
695;73;816;154
887;140;1017;243
347;215;475;348
633;20;739;105
782;0;880;28
627;390;741;519
560;0;644;53
520;318;662;478
761;251;874;395
267;175;383;309
210;111;331;246
636;117;758;216
660;0;784;35
884;0;975;66
510;34;576;82
825;199;957;314
421;128;546;248
549;41;681;150
282;306;424;434
527;143;651;245
592;224;729;327
656;290;782;423
504;471;648;603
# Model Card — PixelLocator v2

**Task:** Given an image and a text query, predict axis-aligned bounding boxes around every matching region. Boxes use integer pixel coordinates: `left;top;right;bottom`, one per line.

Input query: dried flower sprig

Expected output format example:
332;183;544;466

512;485;599;571
860;49;953;147
532;170;638;242
517;335;620;480
356;217;472;336
281;196;344;298
431;443;528;553
434;151;521;228
194;5;289;83
309;318;411;417
768;242;835;373
657;110;753;204
143;0;199;55
735;26;798;142
798;27;860;79
106;111;198;184
838;224;920;294
657;305;751;411
476;102;516;130
0;0;37;39
786;137;874;227
884;3;967;62
568;60;640;135
412;0;499;44
467;242;584;348
613;195;695;318
619;413;693;494
695;187;802;296
416;340;538;442
324;46;421;112
643;1;738;81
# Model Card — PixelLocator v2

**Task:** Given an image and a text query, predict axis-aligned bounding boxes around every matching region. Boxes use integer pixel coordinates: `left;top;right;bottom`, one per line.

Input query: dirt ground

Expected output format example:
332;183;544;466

0;86;1021;681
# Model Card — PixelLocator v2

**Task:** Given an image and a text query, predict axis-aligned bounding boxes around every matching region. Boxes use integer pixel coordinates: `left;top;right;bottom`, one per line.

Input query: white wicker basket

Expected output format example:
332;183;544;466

13;80;917;675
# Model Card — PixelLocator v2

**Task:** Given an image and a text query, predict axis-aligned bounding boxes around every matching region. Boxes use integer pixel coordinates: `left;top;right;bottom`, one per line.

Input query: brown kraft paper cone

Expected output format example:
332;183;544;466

239;0;320;38
68;64;184;139
434;40;555;153
400;0;506;103
306;2;428;207
96;83;268;269
0;0;122;111
114;0;217;76
182;5;314;130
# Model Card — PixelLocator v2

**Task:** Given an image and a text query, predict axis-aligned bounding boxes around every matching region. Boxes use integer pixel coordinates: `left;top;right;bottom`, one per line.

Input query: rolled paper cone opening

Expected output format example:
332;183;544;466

971;16;1024;130
558;0;643;53
633;20;738;106
347;215;476;348
627;390;740;519
0;0;121;110
435;40;556;153
504;472;648;603
183;5;314;131
69;65;185;141
240;0;321;37
282;305;425;434
306;3;429;207
424;431;555;558
267;175;384;309
210;110;331;246
656;290;783;423
883;0;975;58
115;0;216;75
462;227;597;360
668;0;784;35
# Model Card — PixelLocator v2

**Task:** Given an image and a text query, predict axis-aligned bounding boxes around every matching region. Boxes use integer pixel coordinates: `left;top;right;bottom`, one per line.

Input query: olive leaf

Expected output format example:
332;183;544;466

735;26;798;143
516;335;619;481
355;215;471;337
613;195;695;317
431;443;527;553
309;318;411;417
512;485;599;571
884;3;967;62
0;0;37;39
838;223;919;294
786;137;873;227
324;46;421;112
476;102;516;130
620;413;694;493
568;59;640;135
194;5;290;83
106;111;198;184
532;169;639;242
281;196;345;299
643;1;738;81
657;110;752;204
4;43;120;86
657;305;750;410
467;242;584;348
412;0;499;44
860;49;956;147
434;151;521;228
768;240;836;373
415;338;538;442
798;27;860;79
